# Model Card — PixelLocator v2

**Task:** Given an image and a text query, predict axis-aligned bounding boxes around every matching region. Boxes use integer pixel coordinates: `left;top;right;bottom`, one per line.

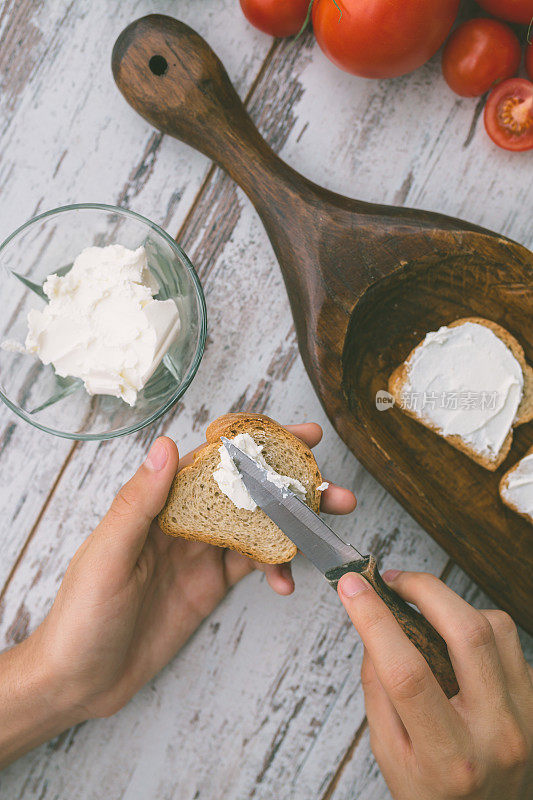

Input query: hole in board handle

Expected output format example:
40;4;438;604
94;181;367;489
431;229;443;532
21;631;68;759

149;55;168;76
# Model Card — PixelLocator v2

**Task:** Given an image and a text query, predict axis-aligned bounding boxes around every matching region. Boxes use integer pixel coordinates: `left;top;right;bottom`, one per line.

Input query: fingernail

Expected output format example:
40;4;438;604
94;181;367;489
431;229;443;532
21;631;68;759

145;439;168;471
382;569;402;582
338;572;369;598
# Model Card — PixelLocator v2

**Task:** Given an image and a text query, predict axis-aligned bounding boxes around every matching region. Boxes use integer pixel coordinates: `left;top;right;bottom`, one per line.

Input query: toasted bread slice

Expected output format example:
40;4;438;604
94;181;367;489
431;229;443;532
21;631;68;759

158;413;323;564
499;446;533;524
389;318;533;471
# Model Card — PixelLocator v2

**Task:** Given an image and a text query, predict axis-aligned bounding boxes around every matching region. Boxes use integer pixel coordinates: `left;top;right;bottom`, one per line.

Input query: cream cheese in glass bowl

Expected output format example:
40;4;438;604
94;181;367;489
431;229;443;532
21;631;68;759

0;204;206;440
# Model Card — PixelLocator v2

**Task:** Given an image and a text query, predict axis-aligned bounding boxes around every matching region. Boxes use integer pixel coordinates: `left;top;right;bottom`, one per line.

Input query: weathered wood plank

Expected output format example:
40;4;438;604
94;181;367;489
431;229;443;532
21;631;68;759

0;24;451;797
0;0;272;591
0;441;446;800
280;25;533;244
0;1;532;798
0;154;447;800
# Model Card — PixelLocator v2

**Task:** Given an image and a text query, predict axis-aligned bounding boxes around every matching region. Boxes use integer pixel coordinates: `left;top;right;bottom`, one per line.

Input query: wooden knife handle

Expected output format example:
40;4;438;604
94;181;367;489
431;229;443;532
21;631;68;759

326;555;459;699
112;14;310;209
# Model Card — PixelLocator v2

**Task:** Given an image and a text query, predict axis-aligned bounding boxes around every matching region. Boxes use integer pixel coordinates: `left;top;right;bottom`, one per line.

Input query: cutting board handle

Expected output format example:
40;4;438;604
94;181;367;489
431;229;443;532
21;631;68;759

112;15;315;222
326;556;459;699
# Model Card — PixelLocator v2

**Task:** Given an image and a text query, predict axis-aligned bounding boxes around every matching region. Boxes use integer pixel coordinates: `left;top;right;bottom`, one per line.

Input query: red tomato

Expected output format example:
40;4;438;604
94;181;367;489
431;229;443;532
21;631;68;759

484;78;533;150
311;0;460;79
475;0;533;25
239;0;310;37
442;19;521;97
527;42;533;82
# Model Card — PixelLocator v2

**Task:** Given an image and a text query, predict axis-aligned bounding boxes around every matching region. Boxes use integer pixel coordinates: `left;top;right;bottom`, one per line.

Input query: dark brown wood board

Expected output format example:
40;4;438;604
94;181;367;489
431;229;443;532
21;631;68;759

112;15;533;632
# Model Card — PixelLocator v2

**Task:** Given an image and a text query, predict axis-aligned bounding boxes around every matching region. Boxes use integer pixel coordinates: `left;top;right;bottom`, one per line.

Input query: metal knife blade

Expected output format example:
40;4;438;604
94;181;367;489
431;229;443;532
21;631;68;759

221;437;363;574
221;438;460;699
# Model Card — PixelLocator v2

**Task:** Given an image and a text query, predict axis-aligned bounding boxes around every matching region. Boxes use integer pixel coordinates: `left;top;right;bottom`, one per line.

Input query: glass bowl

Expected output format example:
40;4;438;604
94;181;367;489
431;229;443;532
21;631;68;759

0;204;206;440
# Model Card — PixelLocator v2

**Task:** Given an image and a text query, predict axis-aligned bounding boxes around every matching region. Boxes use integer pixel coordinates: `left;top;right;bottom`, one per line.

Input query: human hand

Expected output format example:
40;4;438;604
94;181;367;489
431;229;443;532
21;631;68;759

33;423;355;723
337;570;533;800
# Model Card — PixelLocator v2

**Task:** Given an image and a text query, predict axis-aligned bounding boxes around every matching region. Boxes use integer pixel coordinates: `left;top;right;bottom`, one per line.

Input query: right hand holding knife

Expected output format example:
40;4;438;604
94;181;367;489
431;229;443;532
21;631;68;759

337;570;533;800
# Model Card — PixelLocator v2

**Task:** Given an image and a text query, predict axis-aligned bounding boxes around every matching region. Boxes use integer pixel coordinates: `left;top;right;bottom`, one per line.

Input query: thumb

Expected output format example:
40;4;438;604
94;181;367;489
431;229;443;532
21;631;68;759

94;436;179;571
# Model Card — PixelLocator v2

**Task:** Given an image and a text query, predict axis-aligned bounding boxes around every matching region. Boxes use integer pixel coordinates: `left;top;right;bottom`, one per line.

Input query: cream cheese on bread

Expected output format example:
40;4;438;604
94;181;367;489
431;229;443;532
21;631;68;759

401;322;523;459
500;452;533;523
213;432;306;511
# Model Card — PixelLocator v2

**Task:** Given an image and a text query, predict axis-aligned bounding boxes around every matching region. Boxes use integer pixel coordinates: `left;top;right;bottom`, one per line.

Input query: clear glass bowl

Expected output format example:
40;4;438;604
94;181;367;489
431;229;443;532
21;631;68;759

0;204;206;440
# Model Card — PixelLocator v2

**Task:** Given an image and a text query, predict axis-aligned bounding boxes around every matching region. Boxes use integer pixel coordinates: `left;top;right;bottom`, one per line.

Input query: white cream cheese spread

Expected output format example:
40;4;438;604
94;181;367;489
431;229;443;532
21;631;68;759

402;322;523;459
213;432;307;511
23;244;180;406
501;452;533;522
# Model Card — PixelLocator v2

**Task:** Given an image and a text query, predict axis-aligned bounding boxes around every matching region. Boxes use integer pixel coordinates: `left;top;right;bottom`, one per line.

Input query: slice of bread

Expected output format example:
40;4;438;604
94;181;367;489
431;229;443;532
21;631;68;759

499;446;533;524
158;413;323;564
389;317;533;471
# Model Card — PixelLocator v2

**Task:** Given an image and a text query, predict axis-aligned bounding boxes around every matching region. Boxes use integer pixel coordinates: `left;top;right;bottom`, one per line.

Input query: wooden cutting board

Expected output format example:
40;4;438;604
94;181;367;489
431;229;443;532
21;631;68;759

112;15;533;632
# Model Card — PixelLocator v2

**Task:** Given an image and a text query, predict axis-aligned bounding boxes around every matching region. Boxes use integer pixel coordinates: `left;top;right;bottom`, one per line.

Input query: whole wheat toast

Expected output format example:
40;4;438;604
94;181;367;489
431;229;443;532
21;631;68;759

158;413;323;563
499;446;533;524
388;318;533;471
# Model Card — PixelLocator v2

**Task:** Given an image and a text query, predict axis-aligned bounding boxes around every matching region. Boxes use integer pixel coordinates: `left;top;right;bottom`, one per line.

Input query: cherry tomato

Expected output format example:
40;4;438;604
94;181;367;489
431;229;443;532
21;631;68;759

442;19;521;97
239;0;310;37
484;78;533;150
311;0;460;79
475;0;533;25
526;42;533;82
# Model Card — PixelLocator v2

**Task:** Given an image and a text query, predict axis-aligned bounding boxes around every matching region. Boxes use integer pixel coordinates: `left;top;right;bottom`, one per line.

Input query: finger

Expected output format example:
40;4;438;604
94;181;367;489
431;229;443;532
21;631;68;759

178;422;322;468
224;552;295;596
284;424;356;511
361;647;409;757
480;610;533;700
285;422;323;448
256;561;295;595
177;442;205;470
337;572;461;758
223;550;255;586
385;571;507;710
361;649;412;796
320;483;357;514
94;437;179;574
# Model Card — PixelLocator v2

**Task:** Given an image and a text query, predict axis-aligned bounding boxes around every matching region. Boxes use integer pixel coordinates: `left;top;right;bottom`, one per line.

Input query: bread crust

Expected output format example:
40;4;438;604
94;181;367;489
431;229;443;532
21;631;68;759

499;445;533;524
158;413;323;563
388;318;533;471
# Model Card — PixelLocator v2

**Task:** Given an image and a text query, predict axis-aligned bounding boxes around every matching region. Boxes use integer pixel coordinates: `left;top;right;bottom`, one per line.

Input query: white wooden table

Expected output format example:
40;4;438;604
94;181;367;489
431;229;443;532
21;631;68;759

0;2;531;798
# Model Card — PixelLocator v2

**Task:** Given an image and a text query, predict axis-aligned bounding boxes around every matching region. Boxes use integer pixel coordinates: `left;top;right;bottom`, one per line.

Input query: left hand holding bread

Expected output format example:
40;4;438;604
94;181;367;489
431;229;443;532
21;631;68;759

0;423;355;768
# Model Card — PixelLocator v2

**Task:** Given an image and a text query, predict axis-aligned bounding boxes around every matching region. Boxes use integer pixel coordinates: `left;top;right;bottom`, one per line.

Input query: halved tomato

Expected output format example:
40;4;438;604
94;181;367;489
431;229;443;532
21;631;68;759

484;78;533;151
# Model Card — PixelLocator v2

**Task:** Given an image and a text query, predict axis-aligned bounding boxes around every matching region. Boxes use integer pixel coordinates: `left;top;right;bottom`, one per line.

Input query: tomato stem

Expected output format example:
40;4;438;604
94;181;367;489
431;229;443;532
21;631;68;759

295;0;314;40
295;0;342;39
331;0;343;22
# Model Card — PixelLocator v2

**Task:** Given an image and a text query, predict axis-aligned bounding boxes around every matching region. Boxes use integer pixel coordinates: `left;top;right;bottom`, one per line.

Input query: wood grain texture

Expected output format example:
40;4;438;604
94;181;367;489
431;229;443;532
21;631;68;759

112;14;532;630
0;1;531;798
0;0;271;605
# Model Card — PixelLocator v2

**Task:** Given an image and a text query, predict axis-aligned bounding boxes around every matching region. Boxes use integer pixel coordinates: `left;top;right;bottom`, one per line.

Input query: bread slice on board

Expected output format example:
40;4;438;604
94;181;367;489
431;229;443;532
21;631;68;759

158;413;323;564
499;446;533;524
388;317;533;471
